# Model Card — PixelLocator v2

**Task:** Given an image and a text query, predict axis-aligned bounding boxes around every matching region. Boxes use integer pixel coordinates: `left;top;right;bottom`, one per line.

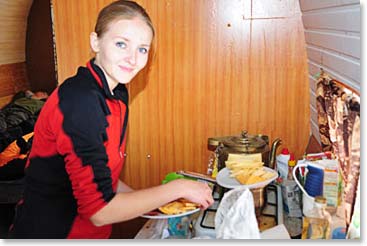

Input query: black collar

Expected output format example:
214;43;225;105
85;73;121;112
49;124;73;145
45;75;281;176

87;58;129;105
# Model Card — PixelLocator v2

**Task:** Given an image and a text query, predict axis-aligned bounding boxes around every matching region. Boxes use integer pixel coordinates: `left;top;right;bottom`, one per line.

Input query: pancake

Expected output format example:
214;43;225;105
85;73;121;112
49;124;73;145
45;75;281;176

158;198;199;215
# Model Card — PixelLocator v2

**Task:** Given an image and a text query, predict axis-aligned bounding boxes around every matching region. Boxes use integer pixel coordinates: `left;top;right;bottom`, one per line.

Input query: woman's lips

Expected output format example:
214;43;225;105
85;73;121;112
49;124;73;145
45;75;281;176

119;65;134;73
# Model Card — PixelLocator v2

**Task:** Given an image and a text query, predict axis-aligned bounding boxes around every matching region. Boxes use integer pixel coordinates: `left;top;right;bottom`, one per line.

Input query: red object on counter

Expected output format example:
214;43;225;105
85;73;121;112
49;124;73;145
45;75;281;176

305;151;333;161
281;148;290;155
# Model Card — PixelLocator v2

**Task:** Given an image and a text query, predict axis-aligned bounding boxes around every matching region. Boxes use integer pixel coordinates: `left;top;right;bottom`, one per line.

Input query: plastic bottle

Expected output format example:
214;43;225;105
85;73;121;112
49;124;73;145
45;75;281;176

302;196;332;239
287;153;296;180
276;148;290;179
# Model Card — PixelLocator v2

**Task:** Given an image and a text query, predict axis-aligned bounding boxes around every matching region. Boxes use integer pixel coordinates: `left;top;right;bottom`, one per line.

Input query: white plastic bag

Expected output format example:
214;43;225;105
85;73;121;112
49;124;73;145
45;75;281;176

215;186;260;239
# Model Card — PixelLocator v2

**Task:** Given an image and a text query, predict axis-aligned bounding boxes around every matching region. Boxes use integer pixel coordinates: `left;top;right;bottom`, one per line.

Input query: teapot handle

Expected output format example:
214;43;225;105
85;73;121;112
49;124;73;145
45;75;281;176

292;163;313;199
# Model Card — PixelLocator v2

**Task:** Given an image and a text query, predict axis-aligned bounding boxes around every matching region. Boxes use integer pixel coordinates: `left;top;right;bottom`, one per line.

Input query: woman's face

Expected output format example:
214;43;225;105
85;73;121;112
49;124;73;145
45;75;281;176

90;17;153;90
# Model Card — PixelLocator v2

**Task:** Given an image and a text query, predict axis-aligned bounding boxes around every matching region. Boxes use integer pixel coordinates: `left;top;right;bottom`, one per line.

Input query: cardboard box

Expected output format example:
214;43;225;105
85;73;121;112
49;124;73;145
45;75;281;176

317;159;340;207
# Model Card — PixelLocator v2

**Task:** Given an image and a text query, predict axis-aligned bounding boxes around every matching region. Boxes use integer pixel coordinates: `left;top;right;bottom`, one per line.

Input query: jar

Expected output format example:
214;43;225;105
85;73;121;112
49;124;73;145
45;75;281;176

302;196;332;239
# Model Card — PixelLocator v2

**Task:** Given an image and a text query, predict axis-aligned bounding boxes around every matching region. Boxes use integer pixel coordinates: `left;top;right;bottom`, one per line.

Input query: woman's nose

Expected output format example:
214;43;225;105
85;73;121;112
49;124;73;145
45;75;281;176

125;49;137;66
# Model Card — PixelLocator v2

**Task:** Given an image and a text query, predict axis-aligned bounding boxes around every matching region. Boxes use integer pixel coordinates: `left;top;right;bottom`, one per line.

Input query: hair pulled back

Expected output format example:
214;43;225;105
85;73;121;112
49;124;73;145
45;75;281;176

95;0;154;38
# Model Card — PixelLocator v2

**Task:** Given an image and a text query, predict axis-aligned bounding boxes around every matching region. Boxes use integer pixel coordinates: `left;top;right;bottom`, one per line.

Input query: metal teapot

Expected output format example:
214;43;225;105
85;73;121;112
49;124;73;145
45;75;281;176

208;130;282;171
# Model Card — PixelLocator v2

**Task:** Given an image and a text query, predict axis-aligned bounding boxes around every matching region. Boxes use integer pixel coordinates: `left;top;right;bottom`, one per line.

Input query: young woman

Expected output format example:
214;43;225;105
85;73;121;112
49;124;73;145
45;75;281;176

9;0;214;239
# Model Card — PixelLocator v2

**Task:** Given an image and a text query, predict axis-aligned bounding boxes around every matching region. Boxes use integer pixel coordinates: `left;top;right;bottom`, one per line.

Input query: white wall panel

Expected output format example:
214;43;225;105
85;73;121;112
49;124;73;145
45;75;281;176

310;106;318;130
302;6;360;32
311;121;321;143
299;0;360;145
304;30;360;58
307;61;360;94
309;76;317;93
310;92;317;115
307;46;360;82
310;76;320;144
299;0;359;11
321;50;360;82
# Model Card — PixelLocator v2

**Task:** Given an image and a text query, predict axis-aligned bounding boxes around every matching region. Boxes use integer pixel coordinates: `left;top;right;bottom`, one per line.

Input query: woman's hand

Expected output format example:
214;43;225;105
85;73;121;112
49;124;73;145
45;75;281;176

169;179;214;209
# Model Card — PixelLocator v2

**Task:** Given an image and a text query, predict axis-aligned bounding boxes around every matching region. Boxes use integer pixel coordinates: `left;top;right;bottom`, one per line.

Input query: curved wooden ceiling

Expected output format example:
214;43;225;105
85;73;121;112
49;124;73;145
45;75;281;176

0;0;33;65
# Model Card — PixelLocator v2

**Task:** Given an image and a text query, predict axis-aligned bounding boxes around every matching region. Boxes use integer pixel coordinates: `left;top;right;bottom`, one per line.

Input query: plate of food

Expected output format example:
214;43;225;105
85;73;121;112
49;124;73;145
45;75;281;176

141;198;201;219
216;160;278;189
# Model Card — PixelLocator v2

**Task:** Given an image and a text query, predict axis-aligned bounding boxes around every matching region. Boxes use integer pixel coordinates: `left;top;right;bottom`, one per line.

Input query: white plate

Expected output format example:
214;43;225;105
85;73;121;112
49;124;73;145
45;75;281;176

216;167;278;189
141;207;201;219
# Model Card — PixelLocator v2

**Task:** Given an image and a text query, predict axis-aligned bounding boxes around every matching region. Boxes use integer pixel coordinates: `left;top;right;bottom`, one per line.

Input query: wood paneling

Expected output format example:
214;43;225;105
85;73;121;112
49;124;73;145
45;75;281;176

0;62;30;108
244;0;299;18
52;0;310;189
0;0;32;107
0;95;13;109
51;0;103;81
0;0;33;65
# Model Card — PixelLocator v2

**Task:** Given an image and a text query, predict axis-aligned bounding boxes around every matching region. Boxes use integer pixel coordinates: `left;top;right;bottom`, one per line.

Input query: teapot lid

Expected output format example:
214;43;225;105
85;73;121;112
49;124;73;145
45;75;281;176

222;130;267;153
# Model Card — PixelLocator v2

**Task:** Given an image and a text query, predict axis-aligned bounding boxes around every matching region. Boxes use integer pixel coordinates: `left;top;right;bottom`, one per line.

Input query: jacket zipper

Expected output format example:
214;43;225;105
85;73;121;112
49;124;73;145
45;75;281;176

118;101;123;159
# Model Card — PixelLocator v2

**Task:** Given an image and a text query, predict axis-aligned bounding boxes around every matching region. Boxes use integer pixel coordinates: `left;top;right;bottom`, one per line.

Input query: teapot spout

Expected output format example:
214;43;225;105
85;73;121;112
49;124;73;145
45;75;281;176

269;138;282;170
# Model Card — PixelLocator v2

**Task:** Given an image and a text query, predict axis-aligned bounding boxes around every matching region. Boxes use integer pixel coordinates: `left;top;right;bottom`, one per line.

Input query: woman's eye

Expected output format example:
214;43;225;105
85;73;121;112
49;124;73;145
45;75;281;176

116;42;126;48
139;47;148;54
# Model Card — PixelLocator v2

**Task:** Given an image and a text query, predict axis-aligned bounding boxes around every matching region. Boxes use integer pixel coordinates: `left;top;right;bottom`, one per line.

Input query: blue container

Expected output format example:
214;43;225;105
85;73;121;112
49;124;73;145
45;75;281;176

167;216;191;238
304;165;324;197
332;227;346;239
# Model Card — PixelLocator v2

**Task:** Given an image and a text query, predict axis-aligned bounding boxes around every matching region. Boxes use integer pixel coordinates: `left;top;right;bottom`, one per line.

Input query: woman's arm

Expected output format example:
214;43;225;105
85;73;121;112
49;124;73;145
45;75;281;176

117;179;134;193
90;179;213;226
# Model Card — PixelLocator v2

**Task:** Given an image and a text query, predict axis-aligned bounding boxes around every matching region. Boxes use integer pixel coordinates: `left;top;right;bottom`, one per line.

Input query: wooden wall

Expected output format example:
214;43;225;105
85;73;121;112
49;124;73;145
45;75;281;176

299;0;361;144
52;0;311;189
0;63;29;106
0;0;33;108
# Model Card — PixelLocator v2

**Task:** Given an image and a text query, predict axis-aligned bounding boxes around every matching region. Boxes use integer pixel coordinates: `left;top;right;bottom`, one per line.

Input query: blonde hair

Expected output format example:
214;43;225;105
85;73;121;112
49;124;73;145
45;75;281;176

95;0;154;38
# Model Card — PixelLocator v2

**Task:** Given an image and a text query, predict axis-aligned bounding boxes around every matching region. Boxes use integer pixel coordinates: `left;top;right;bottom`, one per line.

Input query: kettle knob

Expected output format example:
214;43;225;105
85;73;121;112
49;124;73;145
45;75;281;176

241;130;248;138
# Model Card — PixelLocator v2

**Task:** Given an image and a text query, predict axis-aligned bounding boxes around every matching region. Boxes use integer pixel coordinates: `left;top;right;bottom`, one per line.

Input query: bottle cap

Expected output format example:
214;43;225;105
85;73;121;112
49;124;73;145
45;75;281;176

288;153;296;167
281;148;290;155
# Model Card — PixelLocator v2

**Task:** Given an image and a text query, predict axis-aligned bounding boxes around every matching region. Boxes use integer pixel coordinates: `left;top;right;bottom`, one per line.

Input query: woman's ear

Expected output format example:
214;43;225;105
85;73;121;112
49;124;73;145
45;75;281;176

90;32;100;53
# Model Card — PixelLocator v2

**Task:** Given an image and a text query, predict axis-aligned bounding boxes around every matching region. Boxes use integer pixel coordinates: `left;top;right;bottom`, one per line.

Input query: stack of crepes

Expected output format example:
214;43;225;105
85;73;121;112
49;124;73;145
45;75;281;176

225;153;276;185
158;198;200;215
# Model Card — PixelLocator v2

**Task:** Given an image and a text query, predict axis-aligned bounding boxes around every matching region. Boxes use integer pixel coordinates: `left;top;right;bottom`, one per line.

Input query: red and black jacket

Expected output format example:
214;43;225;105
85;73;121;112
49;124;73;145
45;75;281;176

10;59;128;239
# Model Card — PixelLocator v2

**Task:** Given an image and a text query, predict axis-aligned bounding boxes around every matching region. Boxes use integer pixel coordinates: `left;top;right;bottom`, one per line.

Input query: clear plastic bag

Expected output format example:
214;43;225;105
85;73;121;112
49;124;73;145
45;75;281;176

215;186;260;239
